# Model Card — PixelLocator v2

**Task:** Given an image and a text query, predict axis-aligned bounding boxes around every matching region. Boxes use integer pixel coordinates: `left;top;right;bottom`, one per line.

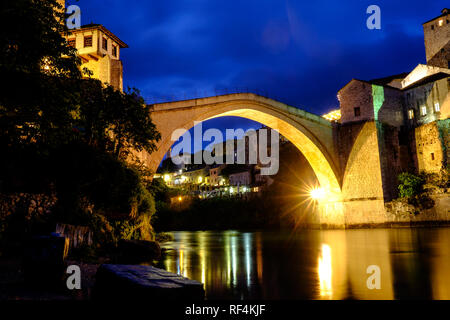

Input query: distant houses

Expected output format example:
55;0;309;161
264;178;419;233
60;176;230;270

154;126;286;198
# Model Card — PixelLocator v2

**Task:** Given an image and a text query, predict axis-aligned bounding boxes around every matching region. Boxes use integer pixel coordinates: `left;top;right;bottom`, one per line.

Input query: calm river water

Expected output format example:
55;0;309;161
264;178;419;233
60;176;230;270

159;228;450;300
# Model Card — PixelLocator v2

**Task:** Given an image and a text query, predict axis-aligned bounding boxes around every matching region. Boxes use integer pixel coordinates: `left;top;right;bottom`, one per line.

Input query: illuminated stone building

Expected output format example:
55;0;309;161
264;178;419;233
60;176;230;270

336;8;450;203
423;8;450;68
58;0;128;91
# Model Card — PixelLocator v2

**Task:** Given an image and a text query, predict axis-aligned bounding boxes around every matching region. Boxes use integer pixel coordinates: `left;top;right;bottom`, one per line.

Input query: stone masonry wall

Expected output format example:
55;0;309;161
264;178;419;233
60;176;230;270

341;194;449;227
340;122;384;202
437;119;450;168
338;80;373;124
384;194;450;224
423;11;450;62
427;41;450;68
404;78;449;127
376;122;404;201
335;121;365;180
376;85;404;127
110;59;123;91
415;121;446;173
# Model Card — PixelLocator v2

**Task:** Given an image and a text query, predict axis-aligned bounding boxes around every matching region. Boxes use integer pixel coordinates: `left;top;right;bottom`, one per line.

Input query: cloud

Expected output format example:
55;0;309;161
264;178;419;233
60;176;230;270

77;0;437;115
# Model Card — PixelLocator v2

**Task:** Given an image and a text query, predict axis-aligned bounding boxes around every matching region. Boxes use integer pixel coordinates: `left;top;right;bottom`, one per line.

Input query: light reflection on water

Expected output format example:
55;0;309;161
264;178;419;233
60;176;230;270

159;228;450;300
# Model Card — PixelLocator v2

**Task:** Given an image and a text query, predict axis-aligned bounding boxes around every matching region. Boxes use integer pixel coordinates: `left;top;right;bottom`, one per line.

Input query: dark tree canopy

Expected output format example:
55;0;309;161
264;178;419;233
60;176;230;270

0;0;160;158
0;0;81;76
0;0;161;222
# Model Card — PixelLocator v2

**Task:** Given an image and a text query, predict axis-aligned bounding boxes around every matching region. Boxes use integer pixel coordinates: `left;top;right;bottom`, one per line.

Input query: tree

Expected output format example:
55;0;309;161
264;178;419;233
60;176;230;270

397;172;424;198
0;0;81;148
0;0;161;228
0;0;160;161
103;86;160;160
0;0;80;76
75;80;161;161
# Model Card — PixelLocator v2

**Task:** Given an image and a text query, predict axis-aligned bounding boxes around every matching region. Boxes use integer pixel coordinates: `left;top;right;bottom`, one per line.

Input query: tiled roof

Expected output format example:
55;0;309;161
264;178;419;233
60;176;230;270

67;24;128;48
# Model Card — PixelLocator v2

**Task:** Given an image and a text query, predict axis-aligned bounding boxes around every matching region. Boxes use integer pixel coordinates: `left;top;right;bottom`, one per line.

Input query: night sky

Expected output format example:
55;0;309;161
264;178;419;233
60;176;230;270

72;0;446;152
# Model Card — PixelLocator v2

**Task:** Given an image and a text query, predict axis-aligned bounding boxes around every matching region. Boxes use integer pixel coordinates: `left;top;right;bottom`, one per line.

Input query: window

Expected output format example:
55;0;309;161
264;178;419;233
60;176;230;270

408;109;414;119
431;25;434;30
434;102;440;112
84;35;92;47
420;105;427;116
68;38;76;47
354;107;361;117
102;37;108;50
112;45;117;57
431;153;435;161
439;19;444;27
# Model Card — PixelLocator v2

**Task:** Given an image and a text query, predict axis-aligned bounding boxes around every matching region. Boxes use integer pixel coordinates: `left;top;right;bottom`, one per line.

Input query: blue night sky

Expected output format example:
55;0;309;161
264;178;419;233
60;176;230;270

71;0;446;152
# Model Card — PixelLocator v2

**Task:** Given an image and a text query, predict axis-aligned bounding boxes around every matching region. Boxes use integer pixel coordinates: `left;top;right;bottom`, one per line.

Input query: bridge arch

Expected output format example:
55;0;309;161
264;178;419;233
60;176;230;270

142;94;342;200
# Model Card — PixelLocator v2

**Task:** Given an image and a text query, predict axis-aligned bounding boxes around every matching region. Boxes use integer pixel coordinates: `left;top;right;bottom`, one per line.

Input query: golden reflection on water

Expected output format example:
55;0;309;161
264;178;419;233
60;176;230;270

256;232;263;285
318;244;332;298
160;228;450;300
431;230;450;299
320;229;393;299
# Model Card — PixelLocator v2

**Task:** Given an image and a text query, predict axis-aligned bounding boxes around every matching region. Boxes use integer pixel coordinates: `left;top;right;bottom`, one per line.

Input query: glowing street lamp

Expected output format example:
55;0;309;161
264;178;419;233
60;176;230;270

310;187;325;200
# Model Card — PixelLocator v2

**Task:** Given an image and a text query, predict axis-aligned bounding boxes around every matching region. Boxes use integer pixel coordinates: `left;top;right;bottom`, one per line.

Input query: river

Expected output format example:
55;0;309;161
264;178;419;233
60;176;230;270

158;228;450;299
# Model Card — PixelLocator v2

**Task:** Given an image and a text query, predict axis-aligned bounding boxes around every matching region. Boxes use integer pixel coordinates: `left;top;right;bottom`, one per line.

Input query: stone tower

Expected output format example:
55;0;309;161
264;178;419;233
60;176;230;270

55;0;128;91
422;8;450;68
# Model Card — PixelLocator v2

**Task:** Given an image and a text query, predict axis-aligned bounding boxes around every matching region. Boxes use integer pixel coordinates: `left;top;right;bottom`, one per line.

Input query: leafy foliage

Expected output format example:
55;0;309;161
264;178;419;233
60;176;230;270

396;172;436;214
77;81;160;159
0;0;81;76
50;142;156;221
0;0;161;247
397;172;424;198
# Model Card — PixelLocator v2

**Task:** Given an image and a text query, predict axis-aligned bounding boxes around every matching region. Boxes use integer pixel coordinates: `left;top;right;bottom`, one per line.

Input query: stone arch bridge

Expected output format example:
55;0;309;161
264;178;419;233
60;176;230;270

138;93;387;227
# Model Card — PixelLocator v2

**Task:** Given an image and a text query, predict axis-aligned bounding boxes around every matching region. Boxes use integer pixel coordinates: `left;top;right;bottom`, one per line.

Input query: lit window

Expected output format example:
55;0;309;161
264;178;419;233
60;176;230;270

439;19;444;26
420;105;427;116
408;109;414;119
434;102;440;112
84;35;92;47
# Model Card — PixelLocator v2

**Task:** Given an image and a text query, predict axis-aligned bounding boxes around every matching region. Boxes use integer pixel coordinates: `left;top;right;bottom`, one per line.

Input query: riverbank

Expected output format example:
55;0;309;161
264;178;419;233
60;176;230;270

331;193;450;229
0;256;102;300
0;234;173;300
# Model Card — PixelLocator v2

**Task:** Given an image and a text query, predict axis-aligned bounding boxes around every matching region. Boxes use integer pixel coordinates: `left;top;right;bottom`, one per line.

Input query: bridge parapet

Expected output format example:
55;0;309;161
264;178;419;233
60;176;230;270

151;93;331;127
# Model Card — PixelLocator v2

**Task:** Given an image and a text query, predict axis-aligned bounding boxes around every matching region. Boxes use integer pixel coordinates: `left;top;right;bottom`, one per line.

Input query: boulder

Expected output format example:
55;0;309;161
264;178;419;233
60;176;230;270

23;233;69;287
94;264;204;300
